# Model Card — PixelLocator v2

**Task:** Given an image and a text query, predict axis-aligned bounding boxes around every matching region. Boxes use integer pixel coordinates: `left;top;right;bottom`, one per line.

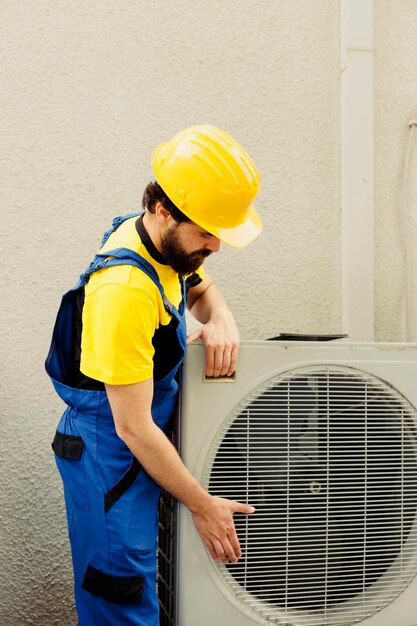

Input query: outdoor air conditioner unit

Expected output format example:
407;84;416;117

158;340;417;626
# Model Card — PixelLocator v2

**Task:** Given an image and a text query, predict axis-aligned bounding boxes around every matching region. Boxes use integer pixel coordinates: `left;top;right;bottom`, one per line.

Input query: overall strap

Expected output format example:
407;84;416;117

78;247;177;316
100;212;142;247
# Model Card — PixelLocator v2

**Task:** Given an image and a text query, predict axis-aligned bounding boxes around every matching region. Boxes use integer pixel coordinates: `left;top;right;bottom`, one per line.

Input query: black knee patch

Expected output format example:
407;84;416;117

82;564;145;605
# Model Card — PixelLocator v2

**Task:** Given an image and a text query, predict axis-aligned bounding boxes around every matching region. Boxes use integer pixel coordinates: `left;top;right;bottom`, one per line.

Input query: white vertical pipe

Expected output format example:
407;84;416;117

341;0;374;341
404;119;417;341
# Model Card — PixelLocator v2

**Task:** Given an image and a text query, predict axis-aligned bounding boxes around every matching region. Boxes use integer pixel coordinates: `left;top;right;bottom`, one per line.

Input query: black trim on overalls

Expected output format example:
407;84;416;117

82;564;145;605
52;431;84;460
104;456;142;513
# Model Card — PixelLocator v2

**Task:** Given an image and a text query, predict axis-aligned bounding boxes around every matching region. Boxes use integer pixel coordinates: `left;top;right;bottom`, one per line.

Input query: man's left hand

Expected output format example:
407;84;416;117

186;308;239;377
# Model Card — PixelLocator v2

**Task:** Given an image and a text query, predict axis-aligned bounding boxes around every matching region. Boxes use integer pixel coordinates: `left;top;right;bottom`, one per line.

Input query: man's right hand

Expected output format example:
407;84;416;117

191;495;255;563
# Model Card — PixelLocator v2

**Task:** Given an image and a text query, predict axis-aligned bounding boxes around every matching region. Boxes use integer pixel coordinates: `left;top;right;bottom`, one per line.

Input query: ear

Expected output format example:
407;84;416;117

154;202;172;224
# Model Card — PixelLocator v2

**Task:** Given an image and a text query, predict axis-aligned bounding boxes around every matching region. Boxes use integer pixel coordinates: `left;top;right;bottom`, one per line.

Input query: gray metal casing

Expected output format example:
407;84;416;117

175;341;417;626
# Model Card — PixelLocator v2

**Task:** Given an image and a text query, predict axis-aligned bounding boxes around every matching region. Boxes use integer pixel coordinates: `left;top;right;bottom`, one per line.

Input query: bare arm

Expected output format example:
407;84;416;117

187;272;239;377
105;379;254;563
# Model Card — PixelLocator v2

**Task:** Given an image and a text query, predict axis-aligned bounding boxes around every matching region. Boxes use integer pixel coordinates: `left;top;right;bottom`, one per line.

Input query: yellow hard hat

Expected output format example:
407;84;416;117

151;125;262;247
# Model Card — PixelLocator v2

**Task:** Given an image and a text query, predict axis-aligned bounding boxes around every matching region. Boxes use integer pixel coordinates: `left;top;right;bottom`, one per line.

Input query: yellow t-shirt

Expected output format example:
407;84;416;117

80;215;203;385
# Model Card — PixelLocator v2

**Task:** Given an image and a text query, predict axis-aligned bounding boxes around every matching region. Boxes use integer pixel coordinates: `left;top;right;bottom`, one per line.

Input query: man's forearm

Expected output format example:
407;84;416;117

188;279;232;324
106;380;209;510
105;380;254;563
117;412;210;512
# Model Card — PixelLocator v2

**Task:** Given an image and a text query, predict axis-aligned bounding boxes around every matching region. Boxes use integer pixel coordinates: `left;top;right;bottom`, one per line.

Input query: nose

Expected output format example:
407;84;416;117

205;237;221;253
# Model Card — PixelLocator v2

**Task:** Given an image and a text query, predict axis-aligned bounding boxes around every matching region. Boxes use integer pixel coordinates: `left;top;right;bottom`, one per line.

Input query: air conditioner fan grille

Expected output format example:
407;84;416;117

204;365;417;626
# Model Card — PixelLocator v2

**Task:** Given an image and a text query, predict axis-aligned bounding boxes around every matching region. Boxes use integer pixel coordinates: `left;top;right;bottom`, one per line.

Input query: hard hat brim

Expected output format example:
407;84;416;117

198;204;263;248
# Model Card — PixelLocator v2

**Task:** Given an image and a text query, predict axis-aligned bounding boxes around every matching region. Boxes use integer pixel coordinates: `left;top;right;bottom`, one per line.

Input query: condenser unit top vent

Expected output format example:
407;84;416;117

203;365;417;626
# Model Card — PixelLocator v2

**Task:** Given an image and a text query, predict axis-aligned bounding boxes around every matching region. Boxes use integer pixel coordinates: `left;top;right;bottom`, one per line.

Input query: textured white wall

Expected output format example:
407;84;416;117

374;0;417;341
0;1;340;623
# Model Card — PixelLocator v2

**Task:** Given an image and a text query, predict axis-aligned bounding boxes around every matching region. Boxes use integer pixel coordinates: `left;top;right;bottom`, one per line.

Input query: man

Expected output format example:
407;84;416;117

46;125;262;625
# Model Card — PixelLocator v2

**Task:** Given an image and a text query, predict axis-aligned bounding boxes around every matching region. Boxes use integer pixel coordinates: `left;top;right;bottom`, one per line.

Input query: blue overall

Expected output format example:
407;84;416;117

46;215;187;625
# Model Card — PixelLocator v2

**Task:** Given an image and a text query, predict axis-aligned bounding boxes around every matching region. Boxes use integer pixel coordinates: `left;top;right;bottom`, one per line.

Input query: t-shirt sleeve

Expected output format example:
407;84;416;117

80;282;158;385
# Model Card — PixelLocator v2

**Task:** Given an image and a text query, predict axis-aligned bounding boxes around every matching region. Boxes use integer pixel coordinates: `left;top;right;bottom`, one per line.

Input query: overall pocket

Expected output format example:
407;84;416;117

52;430;90;512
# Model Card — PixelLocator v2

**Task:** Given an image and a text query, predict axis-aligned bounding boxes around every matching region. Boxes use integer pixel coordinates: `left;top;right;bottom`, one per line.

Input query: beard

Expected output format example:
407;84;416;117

161;224;212;275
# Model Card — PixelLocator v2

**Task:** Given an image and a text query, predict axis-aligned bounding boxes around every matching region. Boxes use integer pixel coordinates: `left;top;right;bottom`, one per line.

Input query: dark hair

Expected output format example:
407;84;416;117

142;181;191;223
